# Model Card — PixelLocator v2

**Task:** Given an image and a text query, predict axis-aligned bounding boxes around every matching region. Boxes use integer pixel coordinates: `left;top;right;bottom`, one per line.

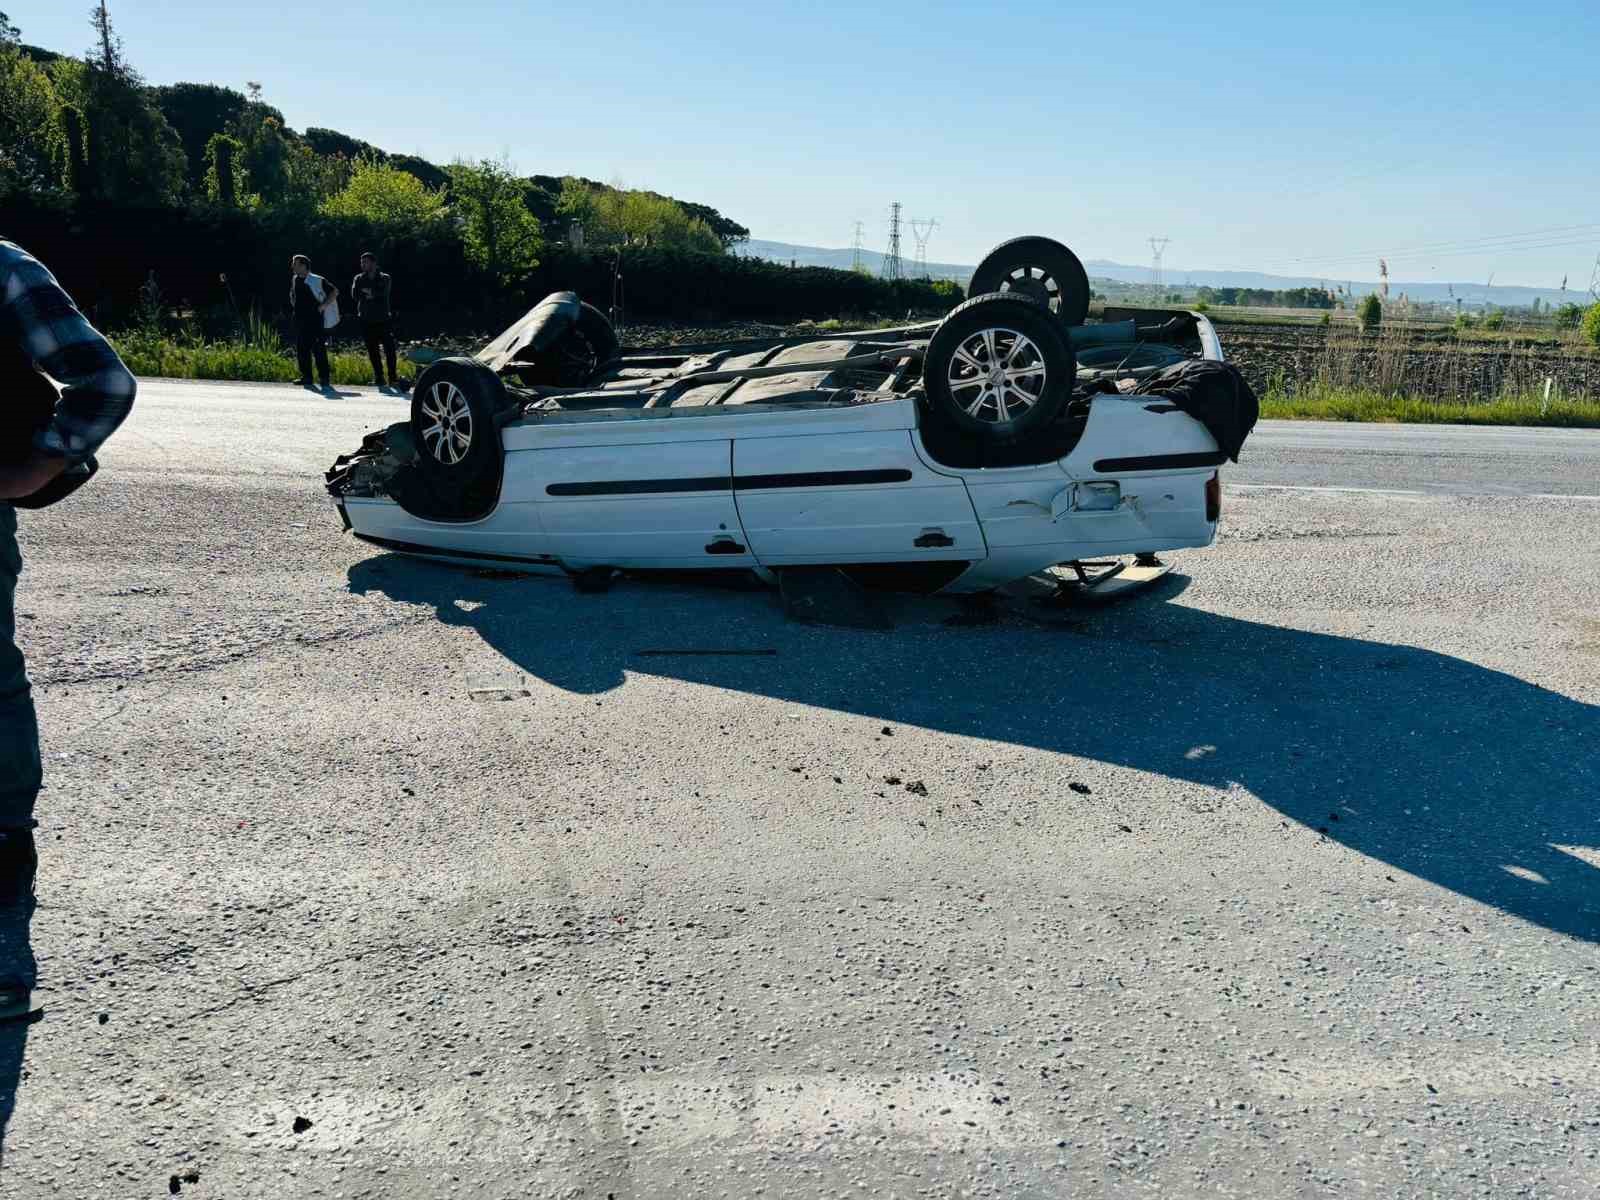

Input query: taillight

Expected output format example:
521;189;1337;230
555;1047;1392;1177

1205;472;1221;522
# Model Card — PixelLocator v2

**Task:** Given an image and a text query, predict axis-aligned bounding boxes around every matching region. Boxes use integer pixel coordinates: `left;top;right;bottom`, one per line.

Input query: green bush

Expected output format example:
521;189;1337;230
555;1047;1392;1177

1582;303;1600;348
1554;302;1585;329
1356;294;1382;332
320;155;447;232
1481;311;1504;331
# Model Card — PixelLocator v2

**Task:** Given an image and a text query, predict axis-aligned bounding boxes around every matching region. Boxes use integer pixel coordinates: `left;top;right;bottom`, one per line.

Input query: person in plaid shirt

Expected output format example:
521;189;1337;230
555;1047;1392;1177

0;238;136;1021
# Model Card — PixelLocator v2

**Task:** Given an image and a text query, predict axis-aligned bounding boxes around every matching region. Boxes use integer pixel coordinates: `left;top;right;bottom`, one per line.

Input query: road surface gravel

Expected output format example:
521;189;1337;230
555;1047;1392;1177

3;380;1597;1198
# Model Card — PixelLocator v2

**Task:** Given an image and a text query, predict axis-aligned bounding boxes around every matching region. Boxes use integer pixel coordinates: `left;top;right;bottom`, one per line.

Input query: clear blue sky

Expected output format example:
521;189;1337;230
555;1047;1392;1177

15;0;1600;287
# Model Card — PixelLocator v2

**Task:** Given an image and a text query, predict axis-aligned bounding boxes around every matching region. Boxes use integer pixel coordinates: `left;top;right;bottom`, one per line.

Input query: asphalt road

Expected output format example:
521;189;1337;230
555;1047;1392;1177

4;380;1598;1198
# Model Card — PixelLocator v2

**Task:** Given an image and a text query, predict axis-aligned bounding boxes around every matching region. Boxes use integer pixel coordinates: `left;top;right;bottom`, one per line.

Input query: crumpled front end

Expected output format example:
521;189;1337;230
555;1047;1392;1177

325;422;416;504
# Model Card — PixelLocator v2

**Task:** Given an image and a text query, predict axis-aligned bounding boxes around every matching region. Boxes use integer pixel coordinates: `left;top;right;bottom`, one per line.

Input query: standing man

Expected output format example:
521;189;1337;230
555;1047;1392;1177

288;254;338;389
350;251;401;390
0;238;137;1020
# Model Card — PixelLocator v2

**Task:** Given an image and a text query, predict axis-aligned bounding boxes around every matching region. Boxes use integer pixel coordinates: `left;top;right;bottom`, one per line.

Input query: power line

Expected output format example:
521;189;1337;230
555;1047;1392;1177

1268;222;1600;269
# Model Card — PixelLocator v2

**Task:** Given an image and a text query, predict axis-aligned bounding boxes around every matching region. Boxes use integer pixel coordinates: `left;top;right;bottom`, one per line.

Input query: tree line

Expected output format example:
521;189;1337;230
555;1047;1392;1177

1194;285;1336;310
0;8;971;329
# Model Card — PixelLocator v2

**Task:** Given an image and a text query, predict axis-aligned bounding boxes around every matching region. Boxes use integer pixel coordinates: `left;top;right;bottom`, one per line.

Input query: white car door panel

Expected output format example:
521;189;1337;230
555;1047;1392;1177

732;431;984;565
526;439;751;567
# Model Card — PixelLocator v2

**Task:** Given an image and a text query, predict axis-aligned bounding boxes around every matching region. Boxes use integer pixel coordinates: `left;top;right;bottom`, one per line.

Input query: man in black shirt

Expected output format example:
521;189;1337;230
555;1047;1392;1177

350;252;401;390
288;254;338;389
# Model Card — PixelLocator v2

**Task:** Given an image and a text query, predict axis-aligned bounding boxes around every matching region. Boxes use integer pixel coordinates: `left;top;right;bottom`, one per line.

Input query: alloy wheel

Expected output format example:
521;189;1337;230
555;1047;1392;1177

945;326;1048;423
419;381;473;465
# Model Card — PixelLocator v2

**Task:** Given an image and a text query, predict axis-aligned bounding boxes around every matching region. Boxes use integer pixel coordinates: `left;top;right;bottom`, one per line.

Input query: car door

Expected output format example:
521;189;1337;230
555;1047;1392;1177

732;430;985;565
522;437;753;568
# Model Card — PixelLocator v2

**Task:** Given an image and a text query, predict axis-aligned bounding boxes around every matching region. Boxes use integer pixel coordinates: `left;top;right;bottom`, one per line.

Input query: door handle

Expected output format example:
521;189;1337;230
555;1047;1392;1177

914;529;954;548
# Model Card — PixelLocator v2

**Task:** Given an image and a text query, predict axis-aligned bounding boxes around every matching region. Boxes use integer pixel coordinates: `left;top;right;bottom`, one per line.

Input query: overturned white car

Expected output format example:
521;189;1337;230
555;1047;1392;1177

326;236;1257;600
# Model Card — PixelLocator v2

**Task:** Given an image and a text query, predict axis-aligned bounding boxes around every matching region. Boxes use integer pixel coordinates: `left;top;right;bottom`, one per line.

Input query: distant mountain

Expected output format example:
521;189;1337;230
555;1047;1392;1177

738;240;973;282
742;239;1582;308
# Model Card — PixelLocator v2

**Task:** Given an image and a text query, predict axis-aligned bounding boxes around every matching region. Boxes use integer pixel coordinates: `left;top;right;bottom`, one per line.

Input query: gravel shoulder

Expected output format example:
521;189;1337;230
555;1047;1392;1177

3;381;1597;1198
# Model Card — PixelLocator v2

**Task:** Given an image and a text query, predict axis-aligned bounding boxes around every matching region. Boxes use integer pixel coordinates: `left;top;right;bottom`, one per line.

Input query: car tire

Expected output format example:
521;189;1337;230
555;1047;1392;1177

968;236;1091;327
518;302;619;386
921;293;1076;446
398;358;508;522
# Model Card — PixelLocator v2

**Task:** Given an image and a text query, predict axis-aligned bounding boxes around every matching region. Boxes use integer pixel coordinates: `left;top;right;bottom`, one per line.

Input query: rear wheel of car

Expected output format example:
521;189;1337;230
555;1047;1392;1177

921;293;1076;445
397;358;508;522
968;236;1091;327
517;302;619;386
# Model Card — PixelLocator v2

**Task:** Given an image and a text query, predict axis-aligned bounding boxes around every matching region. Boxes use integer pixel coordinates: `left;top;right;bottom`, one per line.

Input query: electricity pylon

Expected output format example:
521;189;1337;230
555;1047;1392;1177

909;218;939;280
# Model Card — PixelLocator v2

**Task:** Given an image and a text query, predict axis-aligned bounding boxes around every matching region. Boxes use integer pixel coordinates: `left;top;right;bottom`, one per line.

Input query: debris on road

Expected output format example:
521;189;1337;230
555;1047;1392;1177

468;676;531;702
1069;782;1092;795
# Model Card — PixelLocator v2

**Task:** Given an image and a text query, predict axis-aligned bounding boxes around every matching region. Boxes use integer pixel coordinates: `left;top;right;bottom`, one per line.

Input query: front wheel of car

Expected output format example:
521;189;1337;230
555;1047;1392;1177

921;293;1076;446
398;358;507;521
517;302;620;387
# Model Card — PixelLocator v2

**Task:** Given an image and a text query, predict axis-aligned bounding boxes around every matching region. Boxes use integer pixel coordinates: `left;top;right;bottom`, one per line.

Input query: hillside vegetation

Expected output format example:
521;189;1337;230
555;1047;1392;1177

0;7;956;330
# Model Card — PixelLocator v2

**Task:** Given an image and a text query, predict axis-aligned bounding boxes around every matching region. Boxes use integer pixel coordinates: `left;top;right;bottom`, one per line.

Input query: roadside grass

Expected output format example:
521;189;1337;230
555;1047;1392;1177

113;328;376;386
1260;385;1600;428
110;322;1600;429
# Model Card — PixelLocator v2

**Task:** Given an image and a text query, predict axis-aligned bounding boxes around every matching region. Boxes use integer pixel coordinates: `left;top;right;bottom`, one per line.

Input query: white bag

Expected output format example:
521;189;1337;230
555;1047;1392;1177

307;273;340;330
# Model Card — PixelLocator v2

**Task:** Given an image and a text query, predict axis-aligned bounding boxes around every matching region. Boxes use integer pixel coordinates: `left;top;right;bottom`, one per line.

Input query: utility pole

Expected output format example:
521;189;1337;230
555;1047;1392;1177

850;222;865;273
908;218;939;280
881;203;903;282
1147;236;1170;304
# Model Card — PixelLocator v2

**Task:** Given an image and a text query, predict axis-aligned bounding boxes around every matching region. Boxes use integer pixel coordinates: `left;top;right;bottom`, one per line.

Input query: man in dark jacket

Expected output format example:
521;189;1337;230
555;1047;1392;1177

0;238;136;1021
289;254;338;388
350;252;401;389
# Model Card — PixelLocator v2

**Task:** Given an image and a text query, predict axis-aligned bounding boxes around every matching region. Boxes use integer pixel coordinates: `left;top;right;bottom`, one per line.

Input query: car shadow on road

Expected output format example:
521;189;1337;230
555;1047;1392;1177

348;555;1600;943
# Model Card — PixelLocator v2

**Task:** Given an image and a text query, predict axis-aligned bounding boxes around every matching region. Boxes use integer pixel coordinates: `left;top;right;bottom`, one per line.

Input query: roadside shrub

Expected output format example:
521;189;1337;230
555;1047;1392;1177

1357;294;1382;333
1482;311;1504;331
320;155;447;233
1583;302;1600;348
1192;300;1208;313
1318;311;1331;327
1554;302;1584;330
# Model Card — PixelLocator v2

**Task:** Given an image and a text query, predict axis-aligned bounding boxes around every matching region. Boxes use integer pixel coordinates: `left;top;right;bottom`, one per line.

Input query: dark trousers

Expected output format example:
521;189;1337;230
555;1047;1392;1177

295;324;331;385
0;505;37;1002
362;320;398;384
0;507;38;832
